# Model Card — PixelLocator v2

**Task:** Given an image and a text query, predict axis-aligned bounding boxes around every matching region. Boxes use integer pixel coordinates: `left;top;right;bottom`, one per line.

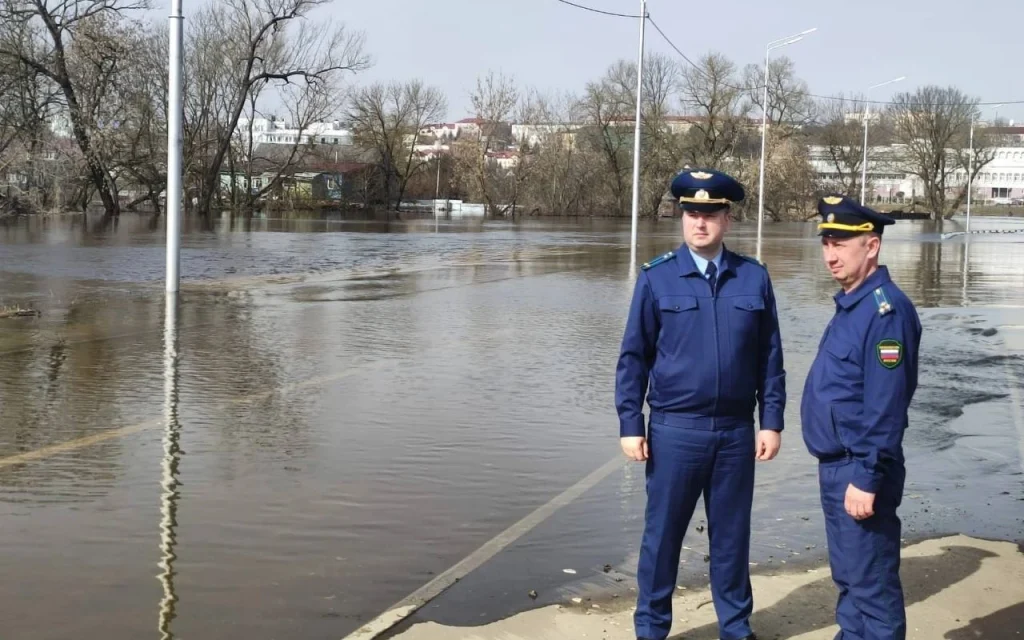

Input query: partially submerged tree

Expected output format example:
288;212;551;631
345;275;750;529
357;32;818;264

347;79;446;210
886;86;995;220
0;0;152;216
189;0;369;217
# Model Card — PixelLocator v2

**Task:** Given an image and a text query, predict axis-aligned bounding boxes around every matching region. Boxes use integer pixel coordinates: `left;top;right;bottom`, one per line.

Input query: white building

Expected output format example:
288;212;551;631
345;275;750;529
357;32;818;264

511;123;582;147
419;118;484;141
235;116;353;148
810;143;1024;205
972;145;1024;202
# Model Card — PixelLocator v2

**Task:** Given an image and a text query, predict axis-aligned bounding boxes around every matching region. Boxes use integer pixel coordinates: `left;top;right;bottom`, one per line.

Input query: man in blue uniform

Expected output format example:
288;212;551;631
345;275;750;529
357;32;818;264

615;169;786;640
801;195;922;640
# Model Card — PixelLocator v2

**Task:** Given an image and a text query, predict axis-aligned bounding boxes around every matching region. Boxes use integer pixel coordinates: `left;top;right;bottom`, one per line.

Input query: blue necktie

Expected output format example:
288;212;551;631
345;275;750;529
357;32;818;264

705;261;718;293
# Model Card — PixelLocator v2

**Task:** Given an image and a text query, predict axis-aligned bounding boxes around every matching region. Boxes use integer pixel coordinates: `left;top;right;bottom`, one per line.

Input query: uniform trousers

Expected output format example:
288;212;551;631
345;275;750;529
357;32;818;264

635;420;755;640
818;457;907;640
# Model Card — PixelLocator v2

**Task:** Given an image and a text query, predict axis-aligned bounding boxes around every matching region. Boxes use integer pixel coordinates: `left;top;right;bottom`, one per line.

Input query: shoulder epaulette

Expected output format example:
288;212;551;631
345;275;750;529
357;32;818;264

641;250;676;270
873;286;893;316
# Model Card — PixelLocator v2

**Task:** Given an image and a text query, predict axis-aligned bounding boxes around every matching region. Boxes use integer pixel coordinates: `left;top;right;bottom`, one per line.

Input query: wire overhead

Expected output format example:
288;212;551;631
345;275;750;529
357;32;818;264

551;0;1024;108
645;16;1024;107
552;0;643;18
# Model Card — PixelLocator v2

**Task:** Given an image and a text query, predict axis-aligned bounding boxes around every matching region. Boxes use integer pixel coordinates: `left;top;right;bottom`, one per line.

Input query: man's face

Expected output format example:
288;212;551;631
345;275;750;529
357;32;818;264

821;234;880;288
682;207;730;251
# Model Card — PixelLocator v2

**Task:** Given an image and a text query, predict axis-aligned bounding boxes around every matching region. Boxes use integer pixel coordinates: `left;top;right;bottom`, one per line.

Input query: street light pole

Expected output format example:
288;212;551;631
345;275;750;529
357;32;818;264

967;103;1004;234
860;76;905;204
165;0;184;293
755;27;816;262
629;0;647;267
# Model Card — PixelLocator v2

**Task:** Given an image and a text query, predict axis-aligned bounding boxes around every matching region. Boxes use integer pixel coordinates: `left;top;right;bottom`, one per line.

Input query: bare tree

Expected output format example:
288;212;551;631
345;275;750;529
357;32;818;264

516;91;599;216
190;0;369;217
679;52;751;170
809;94;869;197
0;0;152;216
886;86;994;220
102;23;169;214
347;79;446;210
737;55;817;221
576;54;683;217
744;56;816;133
578;67;632;216
452;71;525;218
0;53;63;212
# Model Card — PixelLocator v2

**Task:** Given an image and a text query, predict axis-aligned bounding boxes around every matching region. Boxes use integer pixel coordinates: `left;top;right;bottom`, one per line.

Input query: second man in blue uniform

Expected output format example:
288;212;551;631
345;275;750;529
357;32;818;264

615;169;786;640
801;195;922;640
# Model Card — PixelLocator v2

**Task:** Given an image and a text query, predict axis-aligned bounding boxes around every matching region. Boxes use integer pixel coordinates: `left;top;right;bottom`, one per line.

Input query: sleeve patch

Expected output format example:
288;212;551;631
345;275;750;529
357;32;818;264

876;339;903;368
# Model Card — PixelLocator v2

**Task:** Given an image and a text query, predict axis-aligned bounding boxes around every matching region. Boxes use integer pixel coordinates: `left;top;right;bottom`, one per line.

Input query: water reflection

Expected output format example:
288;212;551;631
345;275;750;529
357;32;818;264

158;294;181;639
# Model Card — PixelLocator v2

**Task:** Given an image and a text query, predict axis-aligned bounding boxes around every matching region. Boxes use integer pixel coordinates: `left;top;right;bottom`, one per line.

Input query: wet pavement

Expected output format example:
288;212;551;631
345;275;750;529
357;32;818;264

0;212;1022;639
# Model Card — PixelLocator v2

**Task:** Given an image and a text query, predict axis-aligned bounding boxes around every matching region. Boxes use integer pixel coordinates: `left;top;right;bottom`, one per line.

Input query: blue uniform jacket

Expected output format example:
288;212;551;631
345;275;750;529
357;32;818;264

801;266;921;494
615;245;786;438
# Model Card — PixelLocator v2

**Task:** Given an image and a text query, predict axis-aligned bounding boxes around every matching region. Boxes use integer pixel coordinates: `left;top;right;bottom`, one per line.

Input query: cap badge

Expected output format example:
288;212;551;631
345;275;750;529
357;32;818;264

690;171;713;180
694;189;709;200
827;213;835;222
823;196;843;205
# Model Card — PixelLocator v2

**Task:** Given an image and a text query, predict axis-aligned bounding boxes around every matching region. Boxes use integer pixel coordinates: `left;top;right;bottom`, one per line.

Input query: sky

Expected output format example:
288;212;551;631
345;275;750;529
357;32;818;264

289;0;1023;124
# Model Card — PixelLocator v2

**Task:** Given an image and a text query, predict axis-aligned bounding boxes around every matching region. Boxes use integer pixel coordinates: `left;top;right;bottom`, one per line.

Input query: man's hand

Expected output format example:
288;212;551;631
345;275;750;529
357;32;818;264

845;484;875;520
756;430;781;461
620;436;648;462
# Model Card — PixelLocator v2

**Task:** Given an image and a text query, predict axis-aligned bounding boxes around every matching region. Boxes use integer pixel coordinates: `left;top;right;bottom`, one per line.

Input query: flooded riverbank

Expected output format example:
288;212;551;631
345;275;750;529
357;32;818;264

1;213;1022;639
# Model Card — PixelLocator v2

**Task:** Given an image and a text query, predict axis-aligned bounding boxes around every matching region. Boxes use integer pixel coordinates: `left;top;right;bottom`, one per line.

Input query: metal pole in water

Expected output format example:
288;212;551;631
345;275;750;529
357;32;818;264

756;28;815;262
165;0;184;293
756;47;769;262
967;114;975;235
629;0;646;267
860;99;870;204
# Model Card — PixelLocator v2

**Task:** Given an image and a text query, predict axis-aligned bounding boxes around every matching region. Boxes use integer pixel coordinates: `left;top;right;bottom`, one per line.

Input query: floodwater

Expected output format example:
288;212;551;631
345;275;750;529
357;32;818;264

0;212;1022;639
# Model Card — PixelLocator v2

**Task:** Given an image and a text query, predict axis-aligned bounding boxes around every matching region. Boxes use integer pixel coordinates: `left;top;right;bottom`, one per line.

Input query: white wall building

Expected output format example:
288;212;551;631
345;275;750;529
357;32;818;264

419;118;484;141
810;143;1024;205
235;117;353;148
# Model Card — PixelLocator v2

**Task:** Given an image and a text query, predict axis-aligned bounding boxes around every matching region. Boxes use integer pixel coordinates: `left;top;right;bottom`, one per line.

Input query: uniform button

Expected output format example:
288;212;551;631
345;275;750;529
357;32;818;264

674;305;680;310
747;303;752;309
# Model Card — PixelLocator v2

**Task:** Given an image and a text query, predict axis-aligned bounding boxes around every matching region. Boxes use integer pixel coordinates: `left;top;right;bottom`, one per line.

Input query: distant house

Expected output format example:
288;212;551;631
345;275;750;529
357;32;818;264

218;161;372;204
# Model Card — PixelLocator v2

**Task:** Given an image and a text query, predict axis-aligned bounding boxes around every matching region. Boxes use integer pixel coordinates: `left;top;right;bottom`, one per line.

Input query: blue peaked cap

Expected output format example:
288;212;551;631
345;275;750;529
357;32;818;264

670;168;745;213
817;194;895;238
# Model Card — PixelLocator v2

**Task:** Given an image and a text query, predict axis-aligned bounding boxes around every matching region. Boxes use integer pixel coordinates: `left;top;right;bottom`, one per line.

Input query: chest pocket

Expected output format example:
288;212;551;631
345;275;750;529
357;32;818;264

658;295;698;314
726;294;764;334
825;340;856;362
731;295;765;313
658;295;698;343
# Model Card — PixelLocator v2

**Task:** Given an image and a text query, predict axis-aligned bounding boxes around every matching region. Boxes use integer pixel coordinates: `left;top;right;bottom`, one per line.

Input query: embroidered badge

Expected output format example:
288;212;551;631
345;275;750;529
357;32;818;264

876;339;903;368
823;196;843;205
690;171;713;180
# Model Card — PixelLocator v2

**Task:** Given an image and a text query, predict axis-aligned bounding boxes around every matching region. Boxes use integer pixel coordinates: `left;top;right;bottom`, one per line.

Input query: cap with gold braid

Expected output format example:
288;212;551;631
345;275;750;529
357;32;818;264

670;168;745;213
816;194;895;238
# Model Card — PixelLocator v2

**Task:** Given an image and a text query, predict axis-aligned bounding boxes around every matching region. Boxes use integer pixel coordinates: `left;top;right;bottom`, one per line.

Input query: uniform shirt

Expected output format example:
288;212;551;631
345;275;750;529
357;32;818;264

615;245;786;438
688;247;723;282
800;266;921;494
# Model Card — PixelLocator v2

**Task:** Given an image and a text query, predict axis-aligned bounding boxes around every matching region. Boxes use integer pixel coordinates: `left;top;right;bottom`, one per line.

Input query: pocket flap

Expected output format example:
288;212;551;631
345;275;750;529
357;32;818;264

658;295;698;312
825;340;856;361
732;295;765;311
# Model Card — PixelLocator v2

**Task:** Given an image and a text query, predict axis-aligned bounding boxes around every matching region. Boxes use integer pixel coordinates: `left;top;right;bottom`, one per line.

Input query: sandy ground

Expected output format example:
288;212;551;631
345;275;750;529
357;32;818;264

387;535;1023;640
